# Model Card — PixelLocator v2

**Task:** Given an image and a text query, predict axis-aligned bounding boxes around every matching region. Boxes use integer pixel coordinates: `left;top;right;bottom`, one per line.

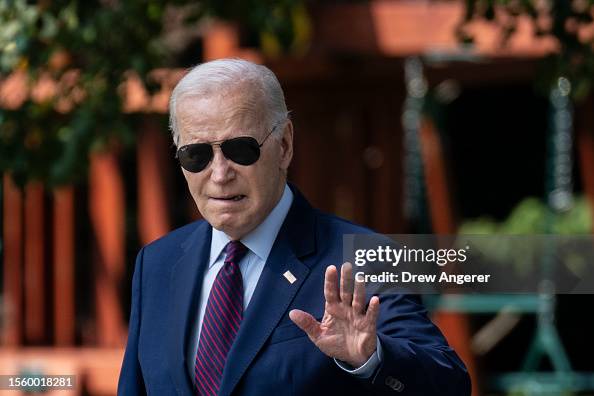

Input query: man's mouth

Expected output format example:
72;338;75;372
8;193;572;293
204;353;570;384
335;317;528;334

212;195;246;202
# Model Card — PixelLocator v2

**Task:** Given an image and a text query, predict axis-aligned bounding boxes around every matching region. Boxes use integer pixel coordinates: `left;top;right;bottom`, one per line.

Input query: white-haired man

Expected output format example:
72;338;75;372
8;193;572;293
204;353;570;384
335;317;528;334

118;58;470;396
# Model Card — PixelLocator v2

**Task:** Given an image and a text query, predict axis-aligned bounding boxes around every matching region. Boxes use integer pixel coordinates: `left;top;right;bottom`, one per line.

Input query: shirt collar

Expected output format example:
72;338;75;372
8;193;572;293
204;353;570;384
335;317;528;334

209;184;294;268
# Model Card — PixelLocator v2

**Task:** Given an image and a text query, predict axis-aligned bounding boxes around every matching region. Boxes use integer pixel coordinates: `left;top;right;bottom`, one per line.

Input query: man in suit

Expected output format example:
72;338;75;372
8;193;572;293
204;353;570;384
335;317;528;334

118;58;470;395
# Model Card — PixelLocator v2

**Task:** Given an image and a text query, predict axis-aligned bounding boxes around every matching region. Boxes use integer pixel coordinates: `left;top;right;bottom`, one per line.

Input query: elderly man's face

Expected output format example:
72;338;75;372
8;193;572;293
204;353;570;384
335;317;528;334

176;91;293;240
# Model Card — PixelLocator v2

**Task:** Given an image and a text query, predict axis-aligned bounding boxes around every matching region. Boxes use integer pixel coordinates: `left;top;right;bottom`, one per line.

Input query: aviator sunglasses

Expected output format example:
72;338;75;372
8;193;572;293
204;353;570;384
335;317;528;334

176;124;280;173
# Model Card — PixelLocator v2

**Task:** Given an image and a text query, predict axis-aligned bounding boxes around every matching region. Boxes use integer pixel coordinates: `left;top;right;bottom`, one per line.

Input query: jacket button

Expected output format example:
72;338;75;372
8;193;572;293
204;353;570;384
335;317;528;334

385;376;405;392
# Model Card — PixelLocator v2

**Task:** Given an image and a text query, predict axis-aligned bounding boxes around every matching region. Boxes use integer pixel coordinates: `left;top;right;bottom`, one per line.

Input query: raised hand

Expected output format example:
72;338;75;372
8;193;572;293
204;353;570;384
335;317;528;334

289;262;380;368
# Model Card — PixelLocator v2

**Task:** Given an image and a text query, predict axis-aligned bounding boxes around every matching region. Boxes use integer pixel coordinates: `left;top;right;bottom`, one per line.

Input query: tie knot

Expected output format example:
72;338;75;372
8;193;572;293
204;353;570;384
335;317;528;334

225;240;248;264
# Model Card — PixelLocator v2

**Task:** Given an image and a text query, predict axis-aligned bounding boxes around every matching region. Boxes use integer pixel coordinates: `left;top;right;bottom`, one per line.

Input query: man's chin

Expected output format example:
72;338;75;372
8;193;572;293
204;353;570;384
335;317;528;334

209;218;250;240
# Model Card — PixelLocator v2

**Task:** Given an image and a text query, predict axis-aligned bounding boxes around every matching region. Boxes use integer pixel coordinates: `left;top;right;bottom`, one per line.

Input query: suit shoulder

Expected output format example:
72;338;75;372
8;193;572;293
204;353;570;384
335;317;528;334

314;210;396;247
142;219;206;253
315;210;375;235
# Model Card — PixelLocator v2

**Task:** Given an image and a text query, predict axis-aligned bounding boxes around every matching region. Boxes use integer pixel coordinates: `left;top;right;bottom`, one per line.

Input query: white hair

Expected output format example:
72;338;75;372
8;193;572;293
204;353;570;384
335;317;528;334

169;58;289;147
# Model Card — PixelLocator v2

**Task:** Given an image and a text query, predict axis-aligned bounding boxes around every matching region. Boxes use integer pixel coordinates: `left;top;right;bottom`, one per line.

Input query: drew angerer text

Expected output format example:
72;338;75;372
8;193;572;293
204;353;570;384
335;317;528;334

355;271;491;285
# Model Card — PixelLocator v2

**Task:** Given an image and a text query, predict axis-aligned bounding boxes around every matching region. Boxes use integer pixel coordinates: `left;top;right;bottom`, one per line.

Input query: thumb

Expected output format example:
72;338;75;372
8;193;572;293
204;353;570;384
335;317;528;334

289;309;321;341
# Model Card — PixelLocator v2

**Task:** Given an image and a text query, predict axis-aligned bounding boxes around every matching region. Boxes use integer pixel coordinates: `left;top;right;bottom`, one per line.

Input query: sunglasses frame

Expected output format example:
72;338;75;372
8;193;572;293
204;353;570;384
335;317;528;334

175;123;281;173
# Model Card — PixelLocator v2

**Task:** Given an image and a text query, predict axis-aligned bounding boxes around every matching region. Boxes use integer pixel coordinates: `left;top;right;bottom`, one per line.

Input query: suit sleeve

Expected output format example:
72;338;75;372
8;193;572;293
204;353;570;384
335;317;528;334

118;248;147;395
365;294;471;395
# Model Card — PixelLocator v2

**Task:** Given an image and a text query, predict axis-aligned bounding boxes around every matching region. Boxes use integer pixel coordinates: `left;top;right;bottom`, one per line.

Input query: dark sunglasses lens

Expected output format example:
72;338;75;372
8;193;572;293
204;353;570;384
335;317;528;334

221;137;260;165
178;144;213;172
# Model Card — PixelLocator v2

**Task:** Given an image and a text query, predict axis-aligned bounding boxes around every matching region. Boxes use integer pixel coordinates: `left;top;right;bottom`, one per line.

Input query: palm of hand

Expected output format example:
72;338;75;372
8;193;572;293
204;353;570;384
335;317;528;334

289;262;380;368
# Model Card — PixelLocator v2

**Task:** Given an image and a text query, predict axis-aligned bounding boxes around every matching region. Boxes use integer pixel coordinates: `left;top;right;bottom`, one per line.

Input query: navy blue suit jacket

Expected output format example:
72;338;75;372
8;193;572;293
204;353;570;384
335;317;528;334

118;187;471;395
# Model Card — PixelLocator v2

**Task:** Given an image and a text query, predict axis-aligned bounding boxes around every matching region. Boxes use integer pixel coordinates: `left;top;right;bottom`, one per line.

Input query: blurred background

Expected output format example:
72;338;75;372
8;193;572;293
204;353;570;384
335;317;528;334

1;0;594;395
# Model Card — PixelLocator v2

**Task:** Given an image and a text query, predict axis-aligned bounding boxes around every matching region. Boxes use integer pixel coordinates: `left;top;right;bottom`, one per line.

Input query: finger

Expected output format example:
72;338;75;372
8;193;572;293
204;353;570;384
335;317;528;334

324;265;340;303
289;309;322;341
365;296;381;325
352;273;366;314
340;262;354;305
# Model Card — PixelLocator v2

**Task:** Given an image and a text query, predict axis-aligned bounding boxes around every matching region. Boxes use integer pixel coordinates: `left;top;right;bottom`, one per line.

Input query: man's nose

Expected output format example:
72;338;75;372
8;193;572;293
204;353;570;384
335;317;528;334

209;147;235;183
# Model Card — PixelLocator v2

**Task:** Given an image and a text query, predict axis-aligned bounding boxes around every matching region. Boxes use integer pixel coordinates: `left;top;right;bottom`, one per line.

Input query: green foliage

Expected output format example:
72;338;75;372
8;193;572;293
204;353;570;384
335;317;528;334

0;0;309;186
459;195;593;235
459;197;592;275
459;0;594;100
0;0;171;186
206;0;309;54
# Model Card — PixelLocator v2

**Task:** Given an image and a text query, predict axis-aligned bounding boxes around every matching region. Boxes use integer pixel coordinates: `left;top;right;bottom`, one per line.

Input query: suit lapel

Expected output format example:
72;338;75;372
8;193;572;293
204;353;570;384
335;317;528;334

218;186;317;396
167;221;212;395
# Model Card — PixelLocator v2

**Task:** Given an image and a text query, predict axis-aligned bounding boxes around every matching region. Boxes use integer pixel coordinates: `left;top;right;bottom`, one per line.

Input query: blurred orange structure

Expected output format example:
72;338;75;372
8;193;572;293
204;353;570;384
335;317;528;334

2;2;594;395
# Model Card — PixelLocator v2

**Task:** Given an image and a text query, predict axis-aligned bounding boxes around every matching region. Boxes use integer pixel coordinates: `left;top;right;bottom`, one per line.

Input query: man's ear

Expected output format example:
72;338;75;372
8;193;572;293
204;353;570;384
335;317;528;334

279;120;294;170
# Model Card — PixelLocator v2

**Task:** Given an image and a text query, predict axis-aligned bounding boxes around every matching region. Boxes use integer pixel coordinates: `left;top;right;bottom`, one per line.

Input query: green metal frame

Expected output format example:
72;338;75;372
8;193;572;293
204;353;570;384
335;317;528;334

427;293;594;395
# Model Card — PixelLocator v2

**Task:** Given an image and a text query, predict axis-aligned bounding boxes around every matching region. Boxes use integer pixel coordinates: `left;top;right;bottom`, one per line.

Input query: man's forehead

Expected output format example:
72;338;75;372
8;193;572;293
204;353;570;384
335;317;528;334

176;94;267;143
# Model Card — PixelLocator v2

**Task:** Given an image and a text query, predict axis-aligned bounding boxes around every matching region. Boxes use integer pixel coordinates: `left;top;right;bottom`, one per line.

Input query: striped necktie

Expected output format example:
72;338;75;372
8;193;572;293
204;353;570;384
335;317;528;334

195;240;248;396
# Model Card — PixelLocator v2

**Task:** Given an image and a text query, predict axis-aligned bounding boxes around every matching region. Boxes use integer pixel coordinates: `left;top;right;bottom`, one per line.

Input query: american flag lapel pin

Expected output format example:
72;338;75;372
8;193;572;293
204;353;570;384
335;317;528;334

283;270;297;284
